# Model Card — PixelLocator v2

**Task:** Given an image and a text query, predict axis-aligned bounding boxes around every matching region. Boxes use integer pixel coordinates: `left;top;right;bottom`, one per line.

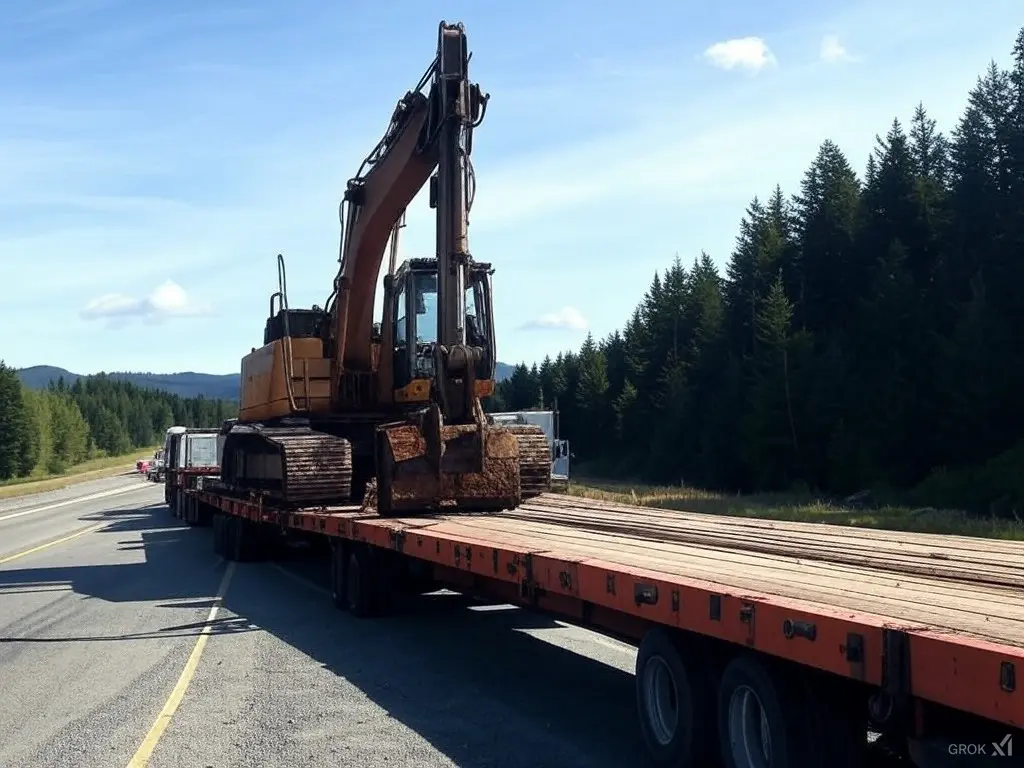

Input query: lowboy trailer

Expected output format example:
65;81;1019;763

173;480;1024;768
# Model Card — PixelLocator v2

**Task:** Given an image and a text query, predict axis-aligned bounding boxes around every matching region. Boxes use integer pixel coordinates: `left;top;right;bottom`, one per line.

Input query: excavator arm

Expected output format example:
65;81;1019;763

330;21;488;396
325;21;550;516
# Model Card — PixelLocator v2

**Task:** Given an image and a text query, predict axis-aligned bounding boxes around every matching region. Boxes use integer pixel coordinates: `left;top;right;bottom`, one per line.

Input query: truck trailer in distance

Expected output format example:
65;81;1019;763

163;426;220;524
488;410;571;489
162;426;187;506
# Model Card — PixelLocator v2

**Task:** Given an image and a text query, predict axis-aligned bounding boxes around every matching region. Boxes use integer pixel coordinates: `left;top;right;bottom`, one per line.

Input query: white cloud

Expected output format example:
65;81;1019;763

820;35;856;63
522;307;588;331
702;37;777;73
80;279;211;324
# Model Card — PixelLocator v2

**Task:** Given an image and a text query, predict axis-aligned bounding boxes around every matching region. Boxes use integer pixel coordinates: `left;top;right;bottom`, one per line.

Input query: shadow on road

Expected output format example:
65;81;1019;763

0;504;259;642
0;500;645;767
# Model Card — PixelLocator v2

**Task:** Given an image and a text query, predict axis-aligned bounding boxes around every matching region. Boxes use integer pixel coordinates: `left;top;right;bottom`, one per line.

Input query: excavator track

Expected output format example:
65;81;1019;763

220;425;353;507
506;425;552;499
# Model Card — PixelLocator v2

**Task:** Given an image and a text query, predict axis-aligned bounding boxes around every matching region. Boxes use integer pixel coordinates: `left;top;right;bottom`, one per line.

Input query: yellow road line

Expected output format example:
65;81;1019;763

0;523;104;565
126;561;237;768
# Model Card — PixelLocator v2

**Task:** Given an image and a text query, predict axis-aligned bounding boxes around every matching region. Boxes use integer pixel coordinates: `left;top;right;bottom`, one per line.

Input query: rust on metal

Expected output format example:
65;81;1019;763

378;421;521;513
221;426;353;507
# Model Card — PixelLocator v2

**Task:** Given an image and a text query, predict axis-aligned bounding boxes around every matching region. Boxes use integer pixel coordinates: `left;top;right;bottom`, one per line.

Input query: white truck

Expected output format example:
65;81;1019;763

487;410;570;490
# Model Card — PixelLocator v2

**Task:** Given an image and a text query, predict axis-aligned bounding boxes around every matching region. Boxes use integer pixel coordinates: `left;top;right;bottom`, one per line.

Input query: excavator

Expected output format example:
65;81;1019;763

218;21;551;517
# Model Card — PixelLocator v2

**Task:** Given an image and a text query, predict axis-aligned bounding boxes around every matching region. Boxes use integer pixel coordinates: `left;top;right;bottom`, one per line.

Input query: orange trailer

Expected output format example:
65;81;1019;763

181;484;1024;768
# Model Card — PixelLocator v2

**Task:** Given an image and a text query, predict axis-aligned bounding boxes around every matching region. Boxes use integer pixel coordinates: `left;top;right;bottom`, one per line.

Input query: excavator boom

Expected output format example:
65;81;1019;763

331;22;488;386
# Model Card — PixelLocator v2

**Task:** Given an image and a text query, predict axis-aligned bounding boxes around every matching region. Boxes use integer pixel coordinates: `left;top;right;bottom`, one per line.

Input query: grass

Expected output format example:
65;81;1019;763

566;477;1024;540
0;447;158;500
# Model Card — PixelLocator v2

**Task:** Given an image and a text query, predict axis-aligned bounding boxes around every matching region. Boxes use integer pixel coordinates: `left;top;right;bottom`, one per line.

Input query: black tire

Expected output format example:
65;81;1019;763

635;628;717;767
345;546;379;618
716;654;818;768
330;541;348;610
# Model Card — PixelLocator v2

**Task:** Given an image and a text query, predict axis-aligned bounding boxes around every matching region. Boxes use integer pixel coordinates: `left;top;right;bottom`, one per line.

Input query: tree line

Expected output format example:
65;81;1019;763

0;362;237;481
488;29;1024;516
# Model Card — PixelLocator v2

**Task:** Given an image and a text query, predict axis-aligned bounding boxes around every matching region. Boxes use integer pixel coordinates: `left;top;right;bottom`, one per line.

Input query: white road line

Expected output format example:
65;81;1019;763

0;484;150;523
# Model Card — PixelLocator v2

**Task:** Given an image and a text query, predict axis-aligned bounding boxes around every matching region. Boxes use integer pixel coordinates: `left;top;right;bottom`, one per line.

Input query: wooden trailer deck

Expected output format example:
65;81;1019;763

491;495;1024;646
197;489;1024;728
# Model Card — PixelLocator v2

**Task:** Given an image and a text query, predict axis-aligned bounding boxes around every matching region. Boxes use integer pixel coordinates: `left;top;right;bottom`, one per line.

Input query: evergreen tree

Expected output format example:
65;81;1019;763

488;26;1024;516
0;369;237;479
0;362;29;480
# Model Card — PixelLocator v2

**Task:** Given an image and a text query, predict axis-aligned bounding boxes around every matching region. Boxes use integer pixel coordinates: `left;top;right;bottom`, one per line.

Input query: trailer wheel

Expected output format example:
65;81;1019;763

717;654;819;768
345;546;380;618
635;628;717;767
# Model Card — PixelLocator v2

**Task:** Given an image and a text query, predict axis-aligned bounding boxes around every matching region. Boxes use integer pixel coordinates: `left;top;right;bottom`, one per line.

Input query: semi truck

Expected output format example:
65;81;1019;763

162;426;220;524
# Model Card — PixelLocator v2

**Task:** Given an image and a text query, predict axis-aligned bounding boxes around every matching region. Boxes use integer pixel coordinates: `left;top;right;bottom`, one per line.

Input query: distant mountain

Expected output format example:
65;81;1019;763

17;366;241;400
17;361;516;400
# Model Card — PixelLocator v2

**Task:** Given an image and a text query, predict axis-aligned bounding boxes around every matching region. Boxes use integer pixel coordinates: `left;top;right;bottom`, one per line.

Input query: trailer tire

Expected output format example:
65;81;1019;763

345;546;380;618
635;628;717;767
716;654;818;768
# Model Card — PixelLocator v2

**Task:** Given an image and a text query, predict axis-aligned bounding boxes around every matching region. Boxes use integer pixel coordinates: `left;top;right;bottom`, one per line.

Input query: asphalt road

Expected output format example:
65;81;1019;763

0;474;645;768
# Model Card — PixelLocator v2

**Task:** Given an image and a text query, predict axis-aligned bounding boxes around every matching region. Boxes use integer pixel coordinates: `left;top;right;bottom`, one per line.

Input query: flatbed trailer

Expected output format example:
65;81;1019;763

181;483;1024;767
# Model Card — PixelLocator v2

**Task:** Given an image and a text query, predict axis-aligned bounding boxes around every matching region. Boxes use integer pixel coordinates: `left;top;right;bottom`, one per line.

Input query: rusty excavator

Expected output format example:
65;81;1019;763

218;21;551;516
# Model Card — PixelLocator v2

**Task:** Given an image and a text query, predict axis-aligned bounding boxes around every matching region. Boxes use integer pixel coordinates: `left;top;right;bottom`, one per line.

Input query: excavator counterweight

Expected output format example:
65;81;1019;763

220;21;551;516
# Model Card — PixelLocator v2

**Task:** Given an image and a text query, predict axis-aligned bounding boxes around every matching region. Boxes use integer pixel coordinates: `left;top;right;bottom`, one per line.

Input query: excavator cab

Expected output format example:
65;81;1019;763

389;257;496;399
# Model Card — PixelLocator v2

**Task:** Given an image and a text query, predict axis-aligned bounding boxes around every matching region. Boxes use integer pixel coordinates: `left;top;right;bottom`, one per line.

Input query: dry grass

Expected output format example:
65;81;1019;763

566;478;1024;540
0;448;158;500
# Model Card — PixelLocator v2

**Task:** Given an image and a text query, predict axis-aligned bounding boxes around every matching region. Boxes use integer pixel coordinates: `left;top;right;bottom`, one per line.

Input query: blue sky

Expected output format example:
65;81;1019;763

1;0;1020;375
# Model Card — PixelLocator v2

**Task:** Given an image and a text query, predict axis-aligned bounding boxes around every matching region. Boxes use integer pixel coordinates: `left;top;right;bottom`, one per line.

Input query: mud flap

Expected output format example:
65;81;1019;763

374;419;522;516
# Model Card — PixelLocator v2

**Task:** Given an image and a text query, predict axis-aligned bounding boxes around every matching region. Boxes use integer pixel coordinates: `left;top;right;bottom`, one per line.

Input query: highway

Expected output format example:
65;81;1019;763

0;474;644;768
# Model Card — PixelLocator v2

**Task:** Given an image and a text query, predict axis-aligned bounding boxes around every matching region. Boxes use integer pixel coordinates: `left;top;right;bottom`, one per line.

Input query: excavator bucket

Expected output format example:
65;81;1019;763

372;415;523;516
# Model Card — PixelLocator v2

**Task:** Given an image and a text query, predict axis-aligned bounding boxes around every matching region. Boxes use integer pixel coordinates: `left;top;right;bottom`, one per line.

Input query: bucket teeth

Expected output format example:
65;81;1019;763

373;421;551;516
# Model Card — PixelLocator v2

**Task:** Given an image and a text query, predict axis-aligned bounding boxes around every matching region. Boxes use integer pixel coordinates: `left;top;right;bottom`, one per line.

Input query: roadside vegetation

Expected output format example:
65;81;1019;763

0;361;234;484
489;29;1024;529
